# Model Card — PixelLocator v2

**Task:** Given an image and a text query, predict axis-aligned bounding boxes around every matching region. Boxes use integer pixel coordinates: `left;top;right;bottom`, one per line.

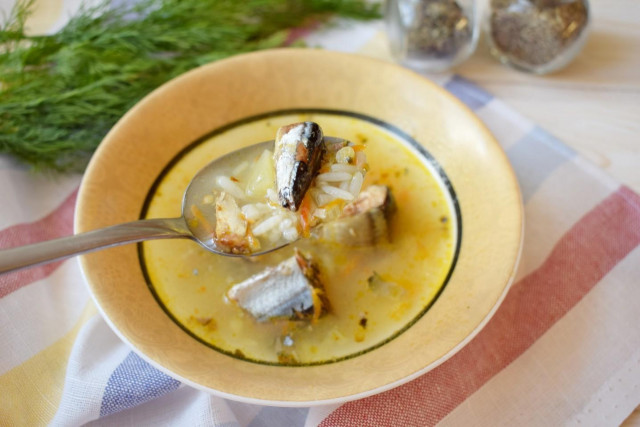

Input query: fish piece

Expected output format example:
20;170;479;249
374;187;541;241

342;185;394;217
315;185;396;246
227;249;329;322
274;122;325;211
214;192;259;254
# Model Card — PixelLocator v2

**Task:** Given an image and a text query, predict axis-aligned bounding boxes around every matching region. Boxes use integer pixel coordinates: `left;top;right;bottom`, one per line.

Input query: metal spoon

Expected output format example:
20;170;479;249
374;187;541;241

0;138;341;274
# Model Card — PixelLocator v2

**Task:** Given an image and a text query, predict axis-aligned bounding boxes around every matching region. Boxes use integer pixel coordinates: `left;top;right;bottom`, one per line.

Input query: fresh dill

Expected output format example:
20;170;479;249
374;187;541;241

0;0;379;172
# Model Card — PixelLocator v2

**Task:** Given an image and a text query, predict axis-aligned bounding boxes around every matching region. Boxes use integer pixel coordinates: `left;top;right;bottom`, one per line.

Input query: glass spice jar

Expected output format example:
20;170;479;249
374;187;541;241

385;0;480;72
486;0;590;74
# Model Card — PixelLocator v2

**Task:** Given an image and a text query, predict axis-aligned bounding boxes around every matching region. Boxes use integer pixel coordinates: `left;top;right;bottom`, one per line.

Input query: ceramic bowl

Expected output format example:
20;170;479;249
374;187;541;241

76;48;523;406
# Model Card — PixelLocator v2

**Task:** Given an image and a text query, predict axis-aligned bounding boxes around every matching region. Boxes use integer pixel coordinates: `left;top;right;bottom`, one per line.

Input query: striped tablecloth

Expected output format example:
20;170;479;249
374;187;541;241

2;20;640;427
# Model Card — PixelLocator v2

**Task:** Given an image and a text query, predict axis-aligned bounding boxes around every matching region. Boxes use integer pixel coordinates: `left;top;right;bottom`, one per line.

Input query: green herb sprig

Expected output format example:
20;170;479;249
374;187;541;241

0;0;379;172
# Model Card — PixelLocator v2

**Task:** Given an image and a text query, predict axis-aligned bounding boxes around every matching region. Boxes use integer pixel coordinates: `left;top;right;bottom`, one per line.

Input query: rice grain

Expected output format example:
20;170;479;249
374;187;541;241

252;215;282;236
282;227;299;241
349;172;364;197
317;172;352;182
321;185;355;201
216;176;245;200
330;164;359;173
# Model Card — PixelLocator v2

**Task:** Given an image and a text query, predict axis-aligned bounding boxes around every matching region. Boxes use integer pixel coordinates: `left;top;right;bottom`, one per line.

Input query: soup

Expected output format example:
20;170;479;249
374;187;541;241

141;112;458;365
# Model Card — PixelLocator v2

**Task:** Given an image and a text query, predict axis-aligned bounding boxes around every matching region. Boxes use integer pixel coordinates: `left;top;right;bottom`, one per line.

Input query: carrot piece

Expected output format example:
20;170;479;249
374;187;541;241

299;192;313;237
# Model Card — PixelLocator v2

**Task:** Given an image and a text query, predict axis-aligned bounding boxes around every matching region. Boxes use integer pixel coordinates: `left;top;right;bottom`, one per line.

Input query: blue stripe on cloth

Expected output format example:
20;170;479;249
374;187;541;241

444;75;493;110
247;407;310;427
99;352;181;417
505;126;576;203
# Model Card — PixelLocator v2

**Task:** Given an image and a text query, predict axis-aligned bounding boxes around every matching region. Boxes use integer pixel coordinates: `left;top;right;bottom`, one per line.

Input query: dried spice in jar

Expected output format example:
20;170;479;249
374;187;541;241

487;0;590;74
386;0;478;72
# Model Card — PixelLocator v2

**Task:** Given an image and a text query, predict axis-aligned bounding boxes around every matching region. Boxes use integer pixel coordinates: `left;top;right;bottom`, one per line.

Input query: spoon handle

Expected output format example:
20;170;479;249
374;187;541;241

0;217;192;275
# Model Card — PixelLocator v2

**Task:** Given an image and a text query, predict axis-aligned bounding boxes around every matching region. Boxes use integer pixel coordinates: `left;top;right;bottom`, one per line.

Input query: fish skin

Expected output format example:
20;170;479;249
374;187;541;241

227;249;328;322
274;122;325;211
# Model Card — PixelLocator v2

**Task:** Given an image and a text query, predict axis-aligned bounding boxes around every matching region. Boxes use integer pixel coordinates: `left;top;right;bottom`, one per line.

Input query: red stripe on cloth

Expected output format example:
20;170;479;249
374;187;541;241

321;186;640;427
0;188;78;298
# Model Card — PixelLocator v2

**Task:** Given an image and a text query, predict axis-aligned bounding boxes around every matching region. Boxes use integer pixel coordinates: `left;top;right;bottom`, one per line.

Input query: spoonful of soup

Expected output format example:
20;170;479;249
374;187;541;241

0;122;370;274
